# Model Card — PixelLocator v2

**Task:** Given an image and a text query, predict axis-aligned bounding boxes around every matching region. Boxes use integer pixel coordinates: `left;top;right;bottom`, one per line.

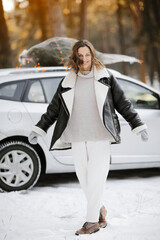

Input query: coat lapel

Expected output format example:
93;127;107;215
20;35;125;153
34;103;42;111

61;70;76;116
61;66;110;119
61;88;75;116
94;66;110;122
94;80;109;122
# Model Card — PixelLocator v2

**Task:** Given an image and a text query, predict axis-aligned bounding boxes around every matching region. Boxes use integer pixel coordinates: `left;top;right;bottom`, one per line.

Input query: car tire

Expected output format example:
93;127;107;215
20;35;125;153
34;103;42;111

0;141;41;192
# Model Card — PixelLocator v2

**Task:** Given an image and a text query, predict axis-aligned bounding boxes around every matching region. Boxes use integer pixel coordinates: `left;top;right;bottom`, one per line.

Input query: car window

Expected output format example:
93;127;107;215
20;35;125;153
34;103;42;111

118;78;160;109
23;80;45;103
0;81;25;101
40;77;62;103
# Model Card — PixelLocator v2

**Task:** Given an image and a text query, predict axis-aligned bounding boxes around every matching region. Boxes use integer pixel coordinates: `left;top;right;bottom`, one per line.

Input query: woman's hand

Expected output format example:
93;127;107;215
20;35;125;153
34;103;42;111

28;131;40;145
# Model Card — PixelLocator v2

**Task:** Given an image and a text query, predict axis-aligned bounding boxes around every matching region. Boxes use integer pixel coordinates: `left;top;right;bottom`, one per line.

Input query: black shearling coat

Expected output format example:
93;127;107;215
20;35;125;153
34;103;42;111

34;66;145;150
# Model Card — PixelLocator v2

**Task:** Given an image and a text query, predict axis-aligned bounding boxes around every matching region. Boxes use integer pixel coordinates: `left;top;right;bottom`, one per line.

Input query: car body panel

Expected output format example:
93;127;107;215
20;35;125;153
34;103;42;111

111;110;160;163
1;100;32;136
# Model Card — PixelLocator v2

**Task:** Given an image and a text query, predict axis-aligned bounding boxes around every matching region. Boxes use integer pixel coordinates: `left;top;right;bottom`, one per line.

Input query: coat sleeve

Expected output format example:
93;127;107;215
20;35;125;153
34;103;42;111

32;81;62;135
109;73;147;133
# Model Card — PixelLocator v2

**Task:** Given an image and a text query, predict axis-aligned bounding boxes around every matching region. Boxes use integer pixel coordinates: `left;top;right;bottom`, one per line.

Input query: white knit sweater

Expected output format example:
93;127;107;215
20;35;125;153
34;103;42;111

60;67;114;143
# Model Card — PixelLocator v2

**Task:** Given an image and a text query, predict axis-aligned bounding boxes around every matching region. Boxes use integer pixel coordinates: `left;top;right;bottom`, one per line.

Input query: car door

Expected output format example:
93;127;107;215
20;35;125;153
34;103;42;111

22;77;74;165
110;78;160;167
0;80;33;138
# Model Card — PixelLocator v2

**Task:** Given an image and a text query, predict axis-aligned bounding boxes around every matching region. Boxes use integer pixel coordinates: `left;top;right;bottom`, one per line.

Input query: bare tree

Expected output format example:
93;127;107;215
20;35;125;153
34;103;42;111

79;0;88;39
0;0;11;68
28;0;48;41
143;0;160;84
47;0;66;37
116;0;127;74
128;0;146;83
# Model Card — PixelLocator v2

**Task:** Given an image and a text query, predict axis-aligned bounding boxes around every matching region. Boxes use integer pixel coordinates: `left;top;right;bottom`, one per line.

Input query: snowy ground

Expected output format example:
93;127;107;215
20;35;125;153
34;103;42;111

0;168;160;240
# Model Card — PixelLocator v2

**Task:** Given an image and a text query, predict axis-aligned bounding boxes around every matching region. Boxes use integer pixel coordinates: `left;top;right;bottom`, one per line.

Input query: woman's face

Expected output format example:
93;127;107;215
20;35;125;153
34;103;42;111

77;46;92;71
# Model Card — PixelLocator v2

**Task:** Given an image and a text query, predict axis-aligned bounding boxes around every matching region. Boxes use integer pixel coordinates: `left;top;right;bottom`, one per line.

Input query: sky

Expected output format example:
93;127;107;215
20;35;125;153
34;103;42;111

2;0;14;12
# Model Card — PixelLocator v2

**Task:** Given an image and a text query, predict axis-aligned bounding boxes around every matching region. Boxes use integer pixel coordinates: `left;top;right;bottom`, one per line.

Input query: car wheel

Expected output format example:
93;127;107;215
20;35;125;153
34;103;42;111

0;141;41;192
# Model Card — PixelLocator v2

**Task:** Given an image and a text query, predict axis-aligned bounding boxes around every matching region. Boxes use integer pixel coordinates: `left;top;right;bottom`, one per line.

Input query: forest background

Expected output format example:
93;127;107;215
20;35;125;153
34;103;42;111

0;0;160;86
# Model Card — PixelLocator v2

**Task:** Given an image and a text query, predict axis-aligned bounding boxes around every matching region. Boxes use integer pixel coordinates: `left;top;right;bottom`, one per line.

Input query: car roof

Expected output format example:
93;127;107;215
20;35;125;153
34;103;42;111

0;67;69;82
0;66;68;75
0;66;159;95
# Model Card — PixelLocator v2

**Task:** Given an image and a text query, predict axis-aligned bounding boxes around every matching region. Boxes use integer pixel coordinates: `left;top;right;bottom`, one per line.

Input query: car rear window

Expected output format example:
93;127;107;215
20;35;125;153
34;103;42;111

22;77;63;103
23;80;45;103
0;81;25;101
40;77;62;102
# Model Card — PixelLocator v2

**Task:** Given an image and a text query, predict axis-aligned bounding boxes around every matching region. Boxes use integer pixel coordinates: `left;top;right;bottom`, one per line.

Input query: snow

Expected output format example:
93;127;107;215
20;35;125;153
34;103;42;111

0;169;160;240
99;53;140;64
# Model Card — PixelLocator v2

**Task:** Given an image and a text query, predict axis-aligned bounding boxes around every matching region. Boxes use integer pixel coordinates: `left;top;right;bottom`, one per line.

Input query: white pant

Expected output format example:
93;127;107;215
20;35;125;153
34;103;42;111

72;140;110;222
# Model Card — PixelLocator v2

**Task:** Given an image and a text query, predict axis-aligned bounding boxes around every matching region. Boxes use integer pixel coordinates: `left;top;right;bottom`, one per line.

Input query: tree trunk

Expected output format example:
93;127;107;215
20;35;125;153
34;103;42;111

79;0;88;39
106;21;115;53
116;0;127;74
148;46;155;86
37;0;48;41
28;0;48;42
0;0;11;68
47;0;66;37
149;0;160;84
128;1;146;83
67;0;73;27
151;0;160;26
143;0;160;84
138;45;146;84
152;48;160;84
100;27;107;53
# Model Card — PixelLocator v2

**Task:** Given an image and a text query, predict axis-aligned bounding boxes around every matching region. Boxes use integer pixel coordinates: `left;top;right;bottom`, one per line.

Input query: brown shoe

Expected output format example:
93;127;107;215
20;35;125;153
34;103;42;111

75;222;100;235
99;206;107;228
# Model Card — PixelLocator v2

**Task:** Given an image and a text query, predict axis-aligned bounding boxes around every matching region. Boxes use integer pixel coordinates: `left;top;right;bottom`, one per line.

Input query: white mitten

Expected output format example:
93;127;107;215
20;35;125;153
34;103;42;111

139;129;149;142
28;131;40;145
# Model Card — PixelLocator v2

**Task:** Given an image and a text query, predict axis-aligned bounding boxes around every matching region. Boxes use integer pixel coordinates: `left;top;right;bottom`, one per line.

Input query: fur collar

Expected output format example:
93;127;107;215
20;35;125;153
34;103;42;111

61;65;110;88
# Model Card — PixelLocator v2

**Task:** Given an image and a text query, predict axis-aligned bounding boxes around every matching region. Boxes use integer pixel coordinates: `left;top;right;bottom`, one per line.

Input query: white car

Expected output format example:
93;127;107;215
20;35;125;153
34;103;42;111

0;67;160;192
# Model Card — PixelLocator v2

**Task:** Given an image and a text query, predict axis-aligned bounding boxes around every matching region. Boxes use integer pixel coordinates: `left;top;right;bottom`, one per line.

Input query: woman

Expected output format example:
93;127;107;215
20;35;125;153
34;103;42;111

28;40;148;235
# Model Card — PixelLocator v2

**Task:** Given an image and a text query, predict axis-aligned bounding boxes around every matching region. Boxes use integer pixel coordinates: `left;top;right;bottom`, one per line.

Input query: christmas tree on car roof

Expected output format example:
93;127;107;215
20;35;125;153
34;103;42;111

19;37;140;67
